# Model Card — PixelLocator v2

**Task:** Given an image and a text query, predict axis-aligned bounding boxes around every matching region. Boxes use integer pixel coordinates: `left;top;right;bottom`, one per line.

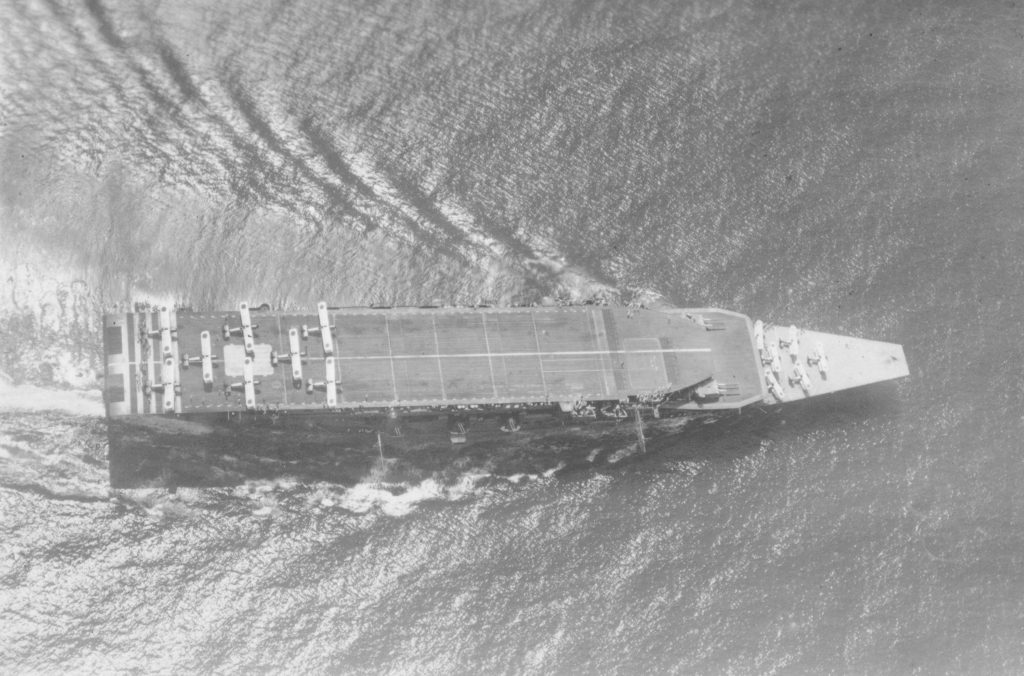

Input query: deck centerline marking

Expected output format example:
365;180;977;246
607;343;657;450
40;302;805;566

480;314;499;398
116;348;704;364
328;347;712;361
530;313;548;395
384;315;399;402
431;315;446;400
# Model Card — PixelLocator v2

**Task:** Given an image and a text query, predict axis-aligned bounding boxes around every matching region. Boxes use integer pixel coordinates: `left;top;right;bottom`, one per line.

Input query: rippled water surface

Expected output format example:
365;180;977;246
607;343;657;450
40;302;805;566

2;0;1024;673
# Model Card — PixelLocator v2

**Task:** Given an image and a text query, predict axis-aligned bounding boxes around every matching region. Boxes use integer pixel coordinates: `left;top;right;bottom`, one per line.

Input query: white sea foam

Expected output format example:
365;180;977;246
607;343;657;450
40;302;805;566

607;444;641;464
542;462;566;478
337;473;488;517
0;378;103;416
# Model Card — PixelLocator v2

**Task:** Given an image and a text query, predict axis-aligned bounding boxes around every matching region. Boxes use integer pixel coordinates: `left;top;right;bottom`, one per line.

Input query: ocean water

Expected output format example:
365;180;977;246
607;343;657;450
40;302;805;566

2;0;1024;673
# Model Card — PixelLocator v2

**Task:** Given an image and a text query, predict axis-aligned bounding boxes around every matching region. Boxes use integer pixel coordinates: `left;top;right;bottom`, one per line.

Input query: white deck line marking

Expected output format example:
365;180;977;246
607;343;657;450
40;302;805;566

431;316;447;400
276;314;288;406
159;306;173;359
287;328;303;384
331;347;711;361
200;331;214;385
161;356;175;411
239;303;254;355
325;356;337;407
530;314;548;395
169;311;181;413
383;315;399;402
318;302;334;355
121;346;705;367
243;357;255;409
540;369;608;374
145;311;156;413
480;314;499;398
131;315;143;414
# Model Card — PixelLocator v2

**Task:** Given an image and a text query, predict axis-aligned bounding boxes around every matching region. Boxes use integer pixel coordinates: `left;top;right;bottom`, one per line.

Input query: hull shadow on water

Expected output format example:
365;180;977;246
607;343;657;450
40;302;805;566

106;384;903;489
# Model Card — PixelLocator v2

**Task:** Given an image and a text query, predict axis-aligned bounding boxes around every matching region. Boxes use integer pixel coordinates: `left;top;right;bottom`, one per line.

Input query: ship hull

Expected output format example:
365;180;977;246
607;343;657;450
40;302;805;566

106;405;704;488
103;303;909;486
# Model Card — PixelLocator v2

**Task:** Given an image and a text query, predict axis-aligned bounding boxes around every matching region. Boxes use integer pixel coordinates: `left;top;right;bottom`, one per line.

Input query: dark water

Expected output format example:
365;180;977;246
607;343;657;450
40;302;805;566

3;0;1024;672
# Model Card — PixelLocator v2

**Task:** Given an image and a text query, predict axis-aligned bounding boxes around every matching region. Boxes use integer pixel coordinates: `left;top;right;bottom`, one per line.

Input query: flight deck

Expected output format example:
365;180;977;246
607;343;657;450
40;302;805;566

103;303;907;420
104;305;773;416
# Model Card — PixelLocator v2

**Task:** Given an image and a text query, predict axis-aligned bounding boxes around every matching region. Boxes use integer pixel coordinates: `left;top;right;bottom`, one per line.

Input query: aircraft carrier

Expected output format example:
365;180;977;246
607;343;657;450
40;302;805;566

103;303;909;486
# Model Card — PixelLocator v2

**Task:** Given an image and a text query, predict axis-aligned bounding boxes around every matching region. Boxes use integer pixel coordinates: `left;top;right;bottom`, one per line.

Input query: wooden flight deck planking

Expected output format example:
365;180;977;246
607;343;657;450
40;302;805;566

165;306;724;412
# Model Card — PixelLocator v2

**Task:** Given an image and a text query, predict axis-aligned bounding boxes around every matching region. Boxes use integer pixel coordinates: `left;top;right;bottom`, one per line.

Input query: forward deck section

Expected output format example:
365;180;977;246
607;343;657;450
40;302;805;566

759;324;909;402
